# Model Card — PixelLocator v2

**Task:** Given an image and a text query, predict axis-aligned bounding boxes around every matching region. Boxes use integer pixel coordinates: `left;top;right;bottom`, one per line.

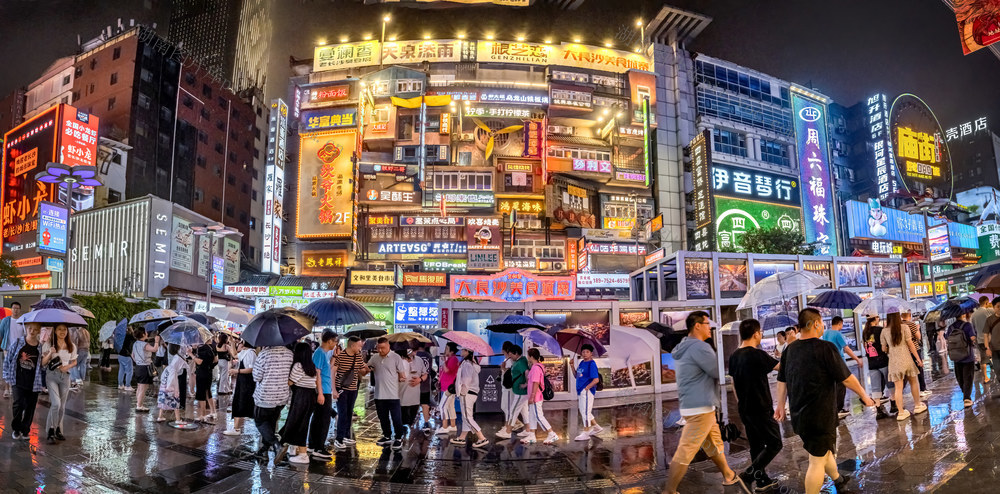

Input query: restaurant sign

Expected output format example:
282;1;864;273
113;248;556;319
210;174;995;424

450;268;575;302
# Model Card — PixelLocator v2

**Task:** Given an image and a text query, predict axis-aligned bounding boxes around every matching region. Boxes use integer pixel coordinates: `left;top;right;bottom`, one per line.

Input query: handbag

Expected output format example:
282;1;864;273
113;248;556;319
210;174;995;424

47;356;63;372
447;383;456;394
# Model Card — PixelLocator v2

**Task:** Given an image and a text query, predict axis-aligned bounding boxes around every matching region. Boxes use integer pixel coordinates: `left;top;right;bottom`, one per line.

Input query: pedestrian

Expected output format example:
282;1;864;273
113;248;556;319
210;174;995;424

400;349;427;432
774;330;787;358
252;343;294;458
947;311;978;408
573;343;602;441
820;316;863;419
281;341;322;464
131;328;160;412
901;310;930;397
664;311;743;494
0;301;21;399
41;323;77;444
177;346;192;419
70;325;90;388
881;312;926;421
191;338;219;422
306;330;337;459
152;335;167;376
156;344;186;425
451;347;489;448
521;347;559;445
223;340;257;436
99;336;114;372
971;296;993;382
497;344;530;439
216;333;235;395
414;342;433;432
775;308;874;494
862;315;892;418
434;341;460;435
2;322;44;440
332;336;368;450
985;296;1000;374
368;336;406;450
118;327;135;391
728;318;781;491
785;326;798;345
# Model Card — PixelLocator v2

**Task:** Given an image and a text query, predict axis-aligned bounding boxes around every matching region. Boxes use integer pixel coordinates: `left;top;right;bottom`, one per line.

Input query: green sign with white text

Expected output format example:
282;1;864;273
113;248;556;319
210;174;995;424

268;286;303;296
714;196;802;251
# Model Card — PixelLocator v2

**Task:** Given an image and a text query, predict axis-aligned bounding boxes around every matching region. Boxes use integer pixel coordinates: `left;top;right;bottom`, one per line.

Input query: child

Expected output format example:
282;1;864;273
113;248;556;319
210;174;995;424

157;344;186;424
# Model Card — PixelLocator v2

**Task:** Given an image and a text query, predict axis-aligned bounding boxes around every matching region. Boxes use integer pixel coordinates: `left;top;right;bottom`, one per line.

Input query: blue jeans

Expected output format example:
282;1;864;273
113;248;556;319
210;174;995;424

71;350;88;382
117;355;133;387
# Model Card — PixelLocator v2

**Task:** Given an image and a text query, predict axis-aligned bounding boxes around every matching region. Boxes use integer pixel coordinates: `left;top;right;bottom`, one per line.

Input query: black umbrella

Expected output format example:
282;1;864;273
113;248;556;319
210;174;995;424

31;298;73;311
186;313;219;326
931;296;978;320
345;323;388;340
241;308;313;347
301;296;374;327
633;321;688;352
485;314;546;334
807;290;863;310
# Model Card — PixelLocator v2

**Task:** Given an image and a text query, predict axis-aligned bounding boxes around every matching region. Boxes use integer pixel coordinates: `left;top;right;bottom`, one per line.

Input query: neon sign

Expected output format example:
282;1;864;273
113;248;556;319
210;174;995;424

791;89;837;255
450;268;575;302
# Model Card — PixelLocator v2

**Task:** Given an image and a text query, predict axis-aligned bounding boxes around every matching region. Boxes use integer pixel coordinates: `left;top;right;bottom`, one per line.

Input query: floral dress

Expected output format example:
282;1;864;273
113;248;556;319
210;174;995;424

157;355;185;410
881;327;918;382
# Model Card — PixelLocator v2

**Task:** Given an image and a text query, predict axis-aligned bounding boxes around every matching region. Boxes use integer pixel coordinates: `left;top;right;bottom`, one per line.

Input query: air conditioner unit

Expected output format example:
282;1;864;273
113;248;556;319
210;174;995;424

551;261;565;271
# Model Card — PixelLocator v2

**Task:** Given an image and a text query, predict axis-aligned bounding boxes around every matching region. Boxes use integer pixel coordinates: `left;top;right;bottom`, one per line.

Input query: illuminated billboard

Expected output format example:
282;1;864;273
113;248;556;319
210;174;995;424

690;130;714;252
889;94;953;202
296;130;357;239
262;99;288;275
714;196;802;252
791;89;837;256
711;163;800;207
956;0;1000;55
867;93;897;201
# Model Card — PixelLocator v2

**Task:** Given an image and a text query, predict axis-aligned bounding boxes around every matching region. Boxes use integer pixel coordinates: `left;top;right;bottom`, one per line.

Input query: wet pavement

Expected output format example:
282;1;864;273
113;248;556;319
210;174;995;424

1;366;999;493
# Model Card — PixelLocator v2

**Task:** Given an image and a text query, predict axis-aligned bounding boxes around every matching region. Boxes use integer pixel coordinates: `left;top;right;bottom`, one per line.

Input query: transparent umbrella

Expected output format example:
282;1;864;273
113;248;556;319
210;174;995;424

854;293;914;316
737;271;831;310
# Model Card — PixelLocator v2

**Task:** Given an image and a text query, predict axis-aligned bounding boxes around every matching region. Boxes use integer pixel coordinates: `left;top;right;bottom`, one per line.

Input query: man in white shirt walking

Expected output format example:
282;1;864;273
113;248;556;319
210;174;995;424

368;337;406;450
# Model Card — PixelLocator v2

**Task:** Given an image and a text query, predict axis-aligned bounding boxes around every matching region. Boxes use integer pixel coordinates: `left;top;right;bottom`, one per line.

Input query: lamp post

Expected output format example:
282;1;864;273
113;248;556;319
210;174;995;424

900;190;956;300
190;224;240;309
35;162;103;298
636;18;645;54
379;14;391;69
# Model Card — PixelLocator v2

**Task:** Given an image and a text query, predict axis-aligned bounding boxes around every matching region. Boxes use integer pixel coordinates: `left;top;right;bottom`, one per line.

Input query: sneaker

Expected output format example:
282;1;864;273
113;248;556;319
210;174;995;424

517;429;534;438
914;403;928;414
896;409;911;421
473;438;489;448
920;390;932;398
833;474;852;490
333;440;347;450
451;437;467;445
123;386;135;392
446;425;458;432
590;424;603;435
520;436;537;444
837;409;850;419
222;429;241;436
311;449;333;459
543;432;559;444
376;436;393;446
495;429;512;439
391;439;402;450
574;432;591;441
964;399;973;408
288;452;310;464
677;417;687;426
875;407;890;420
343;438;357;445
434;427;451;435
11;432;21;440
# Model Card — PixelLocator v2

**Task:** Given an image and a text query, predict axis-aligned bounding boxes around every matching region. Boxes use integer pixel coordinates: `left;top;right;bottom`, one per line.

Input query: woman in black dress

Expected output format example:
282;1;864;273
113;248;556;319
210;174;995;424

223;339;256;436
216;333;235;395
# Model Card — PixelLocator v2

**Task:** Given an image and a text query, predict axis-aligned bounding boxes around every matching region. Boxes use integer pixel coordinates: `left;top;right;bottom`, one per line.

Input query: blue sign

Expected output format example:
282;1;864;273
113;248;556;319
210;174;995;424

301;107;358;132
45;258;64;273
394;301;440;326
846;199;976;249
792;92;838;256
212;256;225;291
37;201;69;256
948;222;977;250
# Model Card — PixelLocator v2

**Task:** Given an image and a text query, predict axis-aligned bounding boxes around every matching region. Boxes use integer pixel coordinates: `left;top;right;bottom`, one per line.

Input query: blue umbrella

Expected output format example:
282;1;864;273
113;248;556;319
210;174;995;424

970;264;1000;287
486;314;546;334
932;296;978;320
301;297;374;327
112;318;129;352
518;328;563;356
242;308;314;347
761;312;798;331
808;290;863;310
31;298;73;311
159;320;213;346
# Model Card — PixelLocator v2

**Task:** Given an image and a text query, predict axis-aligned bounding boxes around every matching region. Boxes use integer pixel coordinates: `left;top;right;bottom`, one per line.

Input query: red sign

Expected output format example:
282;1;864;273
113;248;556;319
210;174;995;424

957;1;1000;55
372;122;388;133
402;272;448;287
522;119;542;158
644;248;665;266
466;216;502;249
310;85;350;103
59;105;99;168
441;308;449;328
450;268;576;302
566;238;578;273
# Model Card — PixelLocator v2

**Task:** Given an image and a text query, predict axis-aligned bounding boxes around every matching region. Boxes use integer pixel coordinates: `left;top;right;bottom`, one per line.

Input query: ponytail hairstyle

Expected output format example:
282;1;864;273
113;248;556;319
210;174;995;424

527;347;544;362
863;315;879;342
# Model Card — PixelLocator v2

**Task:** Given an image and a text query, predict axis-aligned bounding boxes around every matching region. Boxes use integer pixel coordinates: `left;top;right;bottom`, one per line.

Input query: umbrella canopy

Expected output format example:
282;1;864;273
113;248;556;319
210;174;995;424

71;306;95;319
112;319;129;352
761;312;798;331
98;320;118;341
31;298;73;311
206;306;252;325
345;325;388;340
808;290;863;310
737;271;831;310
301;297;374;327
555;328;607;357
0;307;10;318
129;309;180;324
632;321;687;352
441;331;493;356
661;311;720;332
854;293;914;316
485;314;546;334
608;325;658;371
186;313;219;326
160;320;214;346
909;298;939;314
518;328;562;356
17;308;88;327
970;264;1000;287
386;331;432;348
932;296;979;320
241;308;313;347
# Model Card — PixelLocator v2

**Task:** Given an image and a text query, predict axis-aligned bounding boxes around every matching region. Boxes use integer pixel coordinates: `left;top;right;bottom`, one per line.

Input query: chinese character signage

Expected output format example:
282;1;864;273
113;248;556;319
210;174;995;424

889;94;952;201
314;41;379;71
361;188;418;204
296;131;356;239
550;85;593;110
450;268;576;302
350;270;397;286
224;285;270;296
468;249;501;270
791;90;837;256
978;222;1000;263
309;84;351;103
464;106;533;119
522;120;542;158
402;272;448;287
212;256;225;291
301;249;348;275
36;202;68;256
945;116;988;141
476;41;650;74
59;107;99;168
576;273;629;288
867;93;897;201
711;163;800;207
301;107;358;131
714;197;802;252
269;286;303;296
572;159;613;174
431;191;494;208
466;217;502;249
498;198;543;216
956;1;1000;55
262;99;288;274
394;301;440;326
400;216;465;226
377;242;467;255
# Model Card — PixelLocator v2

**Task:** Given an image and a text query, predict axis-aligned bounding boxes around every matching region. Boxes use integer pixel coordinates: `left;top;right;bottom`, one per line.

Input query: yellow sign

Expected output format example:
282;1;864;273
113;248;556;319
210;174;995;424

13;148;38;177
477;41;650;73
567;185;587;198
909;280;949;298
314;41;379;72
897;126;941;180
314;40;467;73
498;198;544;215
350;270;397;286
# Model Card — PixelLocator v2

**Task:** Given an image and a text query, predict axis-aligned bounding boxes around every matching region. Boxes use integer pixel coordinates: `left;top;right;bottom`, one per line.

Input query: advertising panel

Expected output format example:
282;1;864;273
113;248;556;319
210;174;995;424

58;105;99;168
753;262;795;283
67;198;156;297
431;191;494;208
714;197;802;252
684;259;711;299
889;94;953;201
575;272;629;288
803;261;833;283
549;85;593;110
350;270;397;286
402;272;448;287
465;217;502;249
468;249;501;270
450;268;575;302
301;107;358;132
712;163;800;207
378;242;467;255
256;297;310;312
845;199;926;244
955;1;1000;55
394;301;440;326
423;259;467;273
867;93;897;201
928;224;951;261
791;90;837;255
262;99;288;275
223;236;241;284
837;263;870;288
400;215;464;227
522;120;542;158
170;216;194;273
718;259;748;299
224;285;269;297
910;280;950;299
476;41;650;73
872;263;902;289
690;130;714;251
948;220;977;249
548;180;596;228
977;222;1000;263
212;256;225;291
296;131;357;239
314;40;468;73
36;202;68;256
497;197;544;216
314;41;379;71
308;84;351;104
302;249;348;275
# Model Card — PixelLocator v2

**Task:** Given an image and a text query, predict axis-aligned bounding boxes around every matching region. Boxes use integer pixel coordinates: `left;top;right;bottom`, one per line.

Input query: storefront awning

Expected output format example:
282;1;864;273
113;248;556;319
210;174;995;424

345;292;395;304
275;276;344;291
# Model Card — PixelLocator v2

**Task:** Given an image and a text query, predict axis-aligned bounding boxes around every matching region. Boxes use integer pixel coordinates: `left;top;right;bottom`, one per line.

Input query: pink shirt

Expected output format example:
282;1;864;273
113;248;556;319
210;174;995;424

527;363;545;402
439;355;460;391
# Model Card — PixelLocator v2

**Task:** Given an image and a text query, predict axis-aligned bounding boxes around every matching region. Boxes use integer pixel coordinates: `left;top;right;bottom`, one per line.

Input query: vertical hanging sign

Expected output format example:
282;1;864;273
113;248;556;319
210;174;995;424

262;99;288;274
791;88;838;256
642;97;651;187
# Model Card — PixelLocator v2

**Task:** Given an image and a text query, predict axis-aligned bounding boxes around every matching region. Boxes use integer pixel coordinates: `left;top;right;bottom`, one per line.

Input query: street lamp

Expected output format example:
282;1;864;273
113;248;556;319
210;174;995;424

899;189;956;300
35;162;103;298
636;18;645;54
190;224;240;309
379;14;391;69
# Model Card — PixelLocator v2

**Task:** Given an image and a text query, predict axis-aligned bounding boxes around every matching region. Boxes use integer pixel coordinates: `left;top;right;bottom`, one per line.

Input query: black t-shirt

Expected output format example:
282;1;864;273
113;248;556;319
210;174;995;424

416;350;433;392
195;344;216;378
863;326;889;369
777;338;851;438
120;334;135;357
15;343;39;390
728;346;779;417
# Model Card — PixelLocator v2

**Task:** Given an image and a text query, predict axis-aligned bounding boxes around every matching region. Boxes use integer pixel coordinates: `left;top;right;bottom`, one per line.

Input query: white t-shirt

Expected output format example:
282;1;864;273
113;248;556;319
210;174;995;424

132;340;152;365
41;342;77;372
237;348;256;369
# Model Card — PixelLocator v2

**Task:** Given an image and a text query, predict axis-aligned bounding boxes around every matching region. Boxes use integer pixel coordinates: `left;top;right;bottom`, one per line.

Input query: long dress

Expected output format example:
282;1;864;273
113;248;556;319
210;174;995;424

881;326;918;382
231;356;256;418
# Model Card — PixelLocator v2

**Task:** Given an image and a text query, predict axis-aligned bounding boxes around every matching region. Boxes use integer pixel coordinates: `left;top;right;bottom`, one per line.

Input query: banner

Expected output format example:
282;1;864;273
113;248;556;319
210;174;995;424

450;268;575;302
223;236;241;284
956;0;1000;55
314;39;468;72
477;41;650;74
791;90;837;256
170;216;194;273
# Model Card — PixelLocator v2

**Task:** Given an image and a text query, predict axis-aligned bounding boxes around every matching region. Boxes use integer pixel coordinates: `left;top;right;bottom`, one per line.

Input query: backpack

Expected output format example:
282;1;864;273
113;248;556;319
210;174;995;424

534;364;555;401
988;316;1000;352
595;374;604;392
502;368;513;389
947;325;971;362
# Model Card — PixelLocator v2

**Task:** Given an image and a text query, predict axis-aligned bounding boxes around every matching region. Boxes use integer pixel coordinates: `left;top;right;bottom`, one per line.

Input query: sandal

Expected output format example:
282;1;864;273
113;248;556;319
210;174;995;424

155;417;166;423
722;473;745;488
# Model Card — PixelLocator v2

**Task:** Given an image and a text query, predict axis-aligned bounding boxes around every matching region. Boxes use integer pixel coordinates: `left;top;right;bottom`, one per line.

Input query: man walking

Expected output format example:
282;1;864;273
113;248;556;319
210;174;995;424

664;311;744;494
776;308;875;494
368;337;406;450
308;330;338;459
0;301;22;398
729;318;781;491
252;343;294;459
971;296;993;382
333;336;367;449
2;322;43;440
820;316;863;418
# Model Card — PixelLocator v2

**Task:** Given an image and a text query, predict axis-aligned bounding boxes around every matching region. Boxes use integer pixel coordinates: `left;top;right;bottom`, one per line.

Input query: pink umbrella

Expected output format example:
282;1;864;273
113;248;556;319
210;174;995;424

441;331;493;357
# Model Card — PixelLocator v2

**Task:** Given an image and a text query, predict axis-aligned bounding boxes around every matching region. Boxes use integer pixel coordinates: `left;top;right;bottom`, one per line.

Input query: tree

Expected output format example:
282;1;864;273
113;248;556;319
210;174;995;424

0;255;23;288
728;226;814;255
74;293;160;352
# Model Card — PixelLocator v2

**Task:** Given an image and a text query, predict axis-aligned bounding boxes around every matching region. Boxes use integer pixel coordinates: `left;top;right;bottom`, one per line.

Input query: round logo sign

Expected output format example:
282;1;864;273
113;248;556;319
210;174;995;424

889;93;953;202
798;106;821;122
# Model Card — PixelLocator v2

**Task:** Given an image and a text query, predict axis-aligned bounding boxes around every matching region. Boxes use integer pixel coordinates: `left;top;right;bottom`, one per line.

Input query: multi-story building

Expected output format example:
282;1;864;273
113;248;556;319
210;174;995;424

23;57;76;120
0;88;24;136
945;116;999;193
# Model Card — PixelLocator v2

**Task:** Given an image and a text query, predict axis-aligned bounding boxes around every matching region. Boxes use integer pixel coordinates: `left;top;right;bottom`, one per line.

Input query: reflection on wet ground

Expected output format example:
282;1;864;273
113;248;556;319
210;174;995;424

0;367;997;493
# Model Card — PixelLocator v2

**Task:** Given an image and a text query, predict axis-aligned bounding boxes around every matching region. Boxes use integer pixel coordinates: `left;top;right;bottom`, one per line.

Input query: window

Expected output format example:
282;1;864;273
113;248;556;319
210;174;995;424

135;122;147;137
226;204;235;217
431;171;493;191
397;115;414;140
250;217;257;230
108;189;122;203
215;142;224;154
198;131;208;143
211;197;221;210
239;212;247;225
396;79;423;93
87;83;95;94
241;183;248;194
196;155;206;167
107;97;116;111
71;91;80;102
185;73;196;85
511;238;565;260
110;72;118;85
760;139;790;167
251;190;258;201
140;68;153;83
712;128;747;157
213;165;222;177
182;96;193;108
228;151;236;163
546;147;612;161
90;59;97;70
218;96;227;108
138;93;151;110
113;47;121;60
194;188;204;202
201;107;210;120
227;174;236;185
202;84;212;98
62;75;71;86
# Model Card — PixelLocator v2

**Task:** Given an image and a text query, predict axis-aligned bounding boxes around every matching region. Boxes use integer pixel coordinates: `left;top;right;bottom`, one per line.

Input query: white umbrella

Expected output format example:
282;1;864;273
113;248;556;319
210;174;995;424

71;306;95;319
608;325;660;371
207;306;252;325
129;308;180;324
854;293;914;316
909;298;938;313
662;311;720;332
98;320;117;341
737;271;831;310
17;308;88;326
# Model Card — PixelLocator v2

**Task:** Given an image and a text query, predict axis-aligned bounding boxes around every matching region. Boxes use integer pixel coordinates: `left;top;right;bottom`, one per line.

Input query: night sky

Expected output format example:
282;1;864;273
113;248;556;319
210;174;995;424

1;0;997;129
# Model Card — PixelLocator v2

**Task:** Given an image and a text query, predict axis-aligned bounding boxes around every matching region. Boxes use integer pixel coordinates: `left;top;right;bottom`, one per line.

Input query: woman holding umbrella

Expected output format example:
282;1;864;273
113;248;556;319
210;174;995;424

434;342;461;435
223;339;257;436
450;347;489;449
131;328;161;412
41;324;77;443
156;344;186;425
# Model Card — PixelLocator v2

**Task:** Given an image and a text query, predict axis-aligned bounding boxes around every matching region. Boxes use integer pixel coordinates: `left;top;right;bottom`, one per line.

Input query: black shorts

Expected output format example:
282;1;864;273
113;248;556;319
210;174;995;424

800;432;837;458
419;391;430;405
195;374;213;401
135;365;153;385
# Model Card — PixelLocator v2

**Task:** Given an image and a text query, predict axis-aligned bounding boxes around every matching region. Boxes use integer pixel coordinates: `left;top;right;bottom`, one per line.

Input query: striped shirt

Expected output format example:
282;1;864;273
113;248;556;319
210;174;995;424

252;346;293;408
334;351;364;391
289;362;317;388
